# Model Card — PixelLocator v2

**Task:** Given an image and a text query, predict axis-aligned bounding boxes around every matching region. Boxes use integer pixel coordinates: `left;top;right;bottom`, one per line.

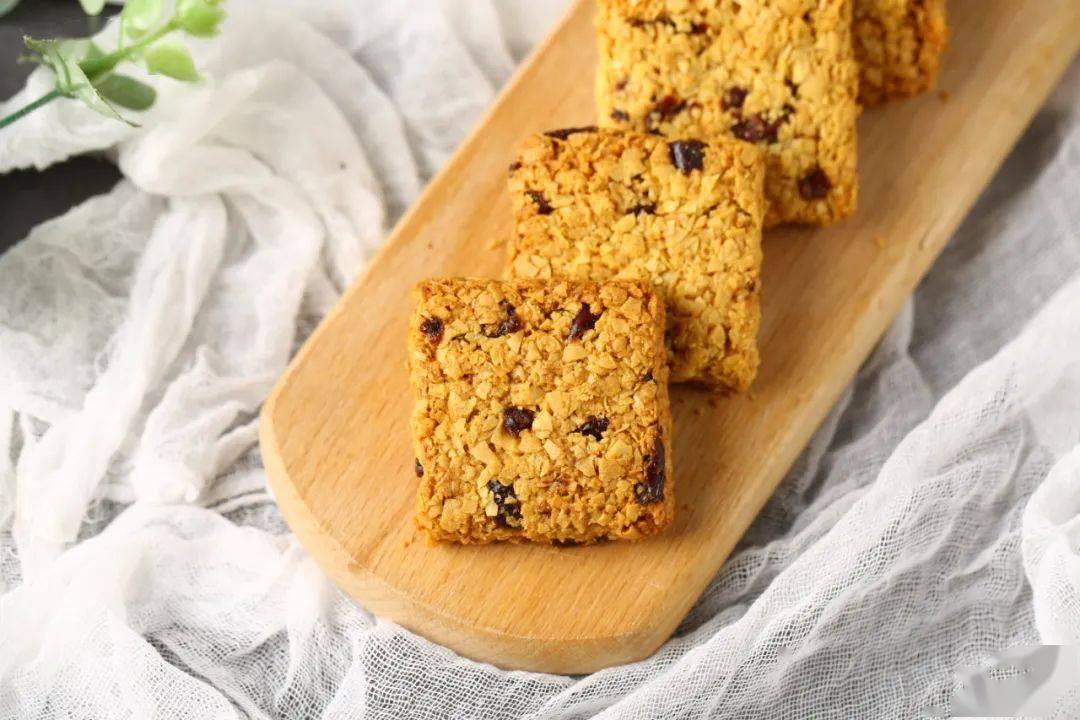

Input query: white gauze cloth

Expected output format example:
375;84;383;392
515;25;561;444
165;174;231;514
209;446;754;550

0;2;1078;717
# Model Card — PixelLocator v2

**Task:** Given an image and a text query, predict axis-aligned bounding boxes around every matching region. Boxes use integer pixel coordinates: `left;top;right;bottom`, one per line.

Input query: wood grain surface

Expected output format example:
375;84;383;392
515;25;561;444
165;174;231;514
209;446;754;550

260;0;1080;674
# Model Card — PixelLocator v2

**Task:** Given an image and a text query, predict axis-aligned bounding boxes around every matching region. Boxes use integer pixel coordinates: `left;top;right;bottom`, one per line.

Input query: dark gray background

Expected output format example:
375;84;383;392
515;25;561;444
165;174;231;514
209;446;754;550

0;1;122;256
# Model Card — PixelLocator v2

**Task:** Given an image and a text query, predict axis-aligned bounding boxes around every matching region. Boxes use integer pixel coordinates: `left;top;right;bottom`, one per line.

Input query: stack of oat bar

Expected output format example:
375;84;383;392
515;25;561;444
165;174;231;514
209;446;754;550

409;0;947;545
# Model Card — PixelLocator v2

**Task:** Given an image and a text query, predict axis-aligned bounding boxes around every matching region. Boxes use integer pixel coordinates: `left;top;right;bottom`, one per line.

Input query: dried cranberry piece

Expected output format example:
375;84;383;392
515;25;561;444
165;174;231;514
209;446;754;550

634;435;666;504
502;407;535;436
689;22;708;34
487;480;522;528
544;126;597;140
722;86;748;111
732;114;778;143
610;109;630;122
414;459;424;477
526;190;553;215
420;317;444;344
508;161;521;176
668;140;706;174
482;299;523;338
567;303;602;341
574;416;609;441
798;166;832;200
615;78;628;91
646;95;685;133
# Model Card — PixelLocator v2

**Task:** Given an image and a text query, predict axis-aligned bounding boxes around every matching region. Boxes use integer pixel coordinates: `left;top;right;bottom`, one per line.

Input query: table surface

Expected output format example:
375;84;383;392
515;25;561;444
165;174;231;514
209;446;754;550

0;0;121;256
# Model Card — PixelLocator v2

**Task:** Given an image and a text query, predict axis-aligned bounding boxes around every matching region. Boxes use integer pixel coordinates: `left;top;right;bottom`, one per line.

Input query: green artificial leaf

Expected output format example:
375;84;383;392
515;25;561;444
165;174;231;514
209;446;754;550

95;73;156;110
83;41;106;63
24;38;87;94
144;39;199;81
0;0;22;19
77;0;106;15
23;37;131;123
121;0;163;38
176;0;226;38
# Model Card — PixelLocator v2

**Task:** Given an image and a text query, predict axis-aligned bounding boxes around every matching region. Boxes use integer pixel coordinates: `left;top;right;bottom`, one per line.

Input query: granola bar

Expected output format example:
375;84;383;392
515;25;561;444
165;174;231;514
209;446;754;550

853;0;948;105
596;0;859;226
410;277;673;544
507;127;764;391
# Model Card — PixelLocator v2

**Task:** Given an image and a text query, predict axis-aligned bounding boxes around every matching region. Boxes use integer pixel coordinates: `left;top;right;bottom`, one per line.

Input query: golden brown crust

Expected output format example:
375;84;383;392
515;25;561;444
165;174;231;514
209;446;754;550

853;0;948;105
595;0;859;227
506;128;764;391
410;277;673;545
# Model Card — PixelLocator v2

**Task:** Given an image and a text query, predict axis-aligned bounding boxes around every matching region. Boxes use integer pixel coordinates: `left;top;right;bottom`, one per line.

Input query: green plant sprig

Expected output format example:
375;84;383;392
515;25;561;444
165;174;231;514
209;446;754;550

0;0;227;130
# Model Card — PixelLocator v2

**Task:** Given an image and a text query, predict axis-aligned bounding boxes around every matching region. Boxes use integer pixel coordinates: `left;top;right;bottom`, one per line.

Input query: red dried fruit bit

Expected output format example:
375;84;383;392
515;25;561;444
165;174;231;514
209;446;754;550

502;407;535;436
567;302;602;341
611;109;630;122
629;202;657;215
722;86;747;111
487;480;522;527
689;22;708;34
526;190;553;216
544;126;597;140
420;317;444;344
635;435;666;504
483;299;523;338
614;78;628;91
414;459;424;477
798;166;832;200
646;95;685;133
668;140;706;174
732;114;778;143
508;161;521;176
574;416;610;441
652;95;685;119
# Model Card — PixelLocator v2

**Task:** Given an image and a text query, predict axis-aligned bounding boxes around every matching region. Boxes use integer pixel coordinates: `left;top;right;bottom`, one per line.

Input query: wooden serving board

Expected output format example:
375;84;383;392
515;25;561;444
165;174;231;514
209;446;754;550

260;0;1079;674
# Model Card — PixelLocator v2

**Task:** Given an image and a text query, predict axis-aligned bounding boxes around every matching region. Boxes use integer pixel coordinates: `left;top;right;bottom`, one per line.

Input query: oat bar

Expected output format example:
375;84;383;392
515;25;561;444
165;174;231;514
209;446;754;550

853;0;948;105
410;278;673;544
507;127;764;391
596;0;859;226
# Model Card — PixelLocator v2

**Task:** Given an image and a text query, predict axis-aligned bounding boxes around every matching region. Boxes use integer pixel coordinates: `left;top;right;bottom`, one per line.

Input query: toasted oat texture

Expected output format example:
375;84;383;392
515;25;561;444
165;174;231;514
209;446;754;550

853;0;948;105
410;278;673;544
507;128;764;391
596;0;859;227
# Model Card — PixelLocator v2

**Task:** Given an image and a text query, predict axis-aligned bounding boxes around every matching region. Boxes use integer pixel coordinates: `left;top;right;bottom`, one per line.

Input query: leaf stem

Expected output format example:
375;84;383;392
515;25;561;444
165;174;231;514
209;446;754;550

0;88;62;129
80;19;178;81
0;18;181;130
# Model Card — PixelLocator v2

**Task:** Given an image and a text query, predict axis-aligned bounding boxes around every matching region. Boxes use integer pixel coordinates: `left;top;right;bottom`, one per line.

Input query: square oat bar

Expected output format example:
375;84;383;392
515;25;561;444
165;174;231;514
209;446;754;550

507;127;764;391
410;278;673;544
596;0;859;226
853;0;948;105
